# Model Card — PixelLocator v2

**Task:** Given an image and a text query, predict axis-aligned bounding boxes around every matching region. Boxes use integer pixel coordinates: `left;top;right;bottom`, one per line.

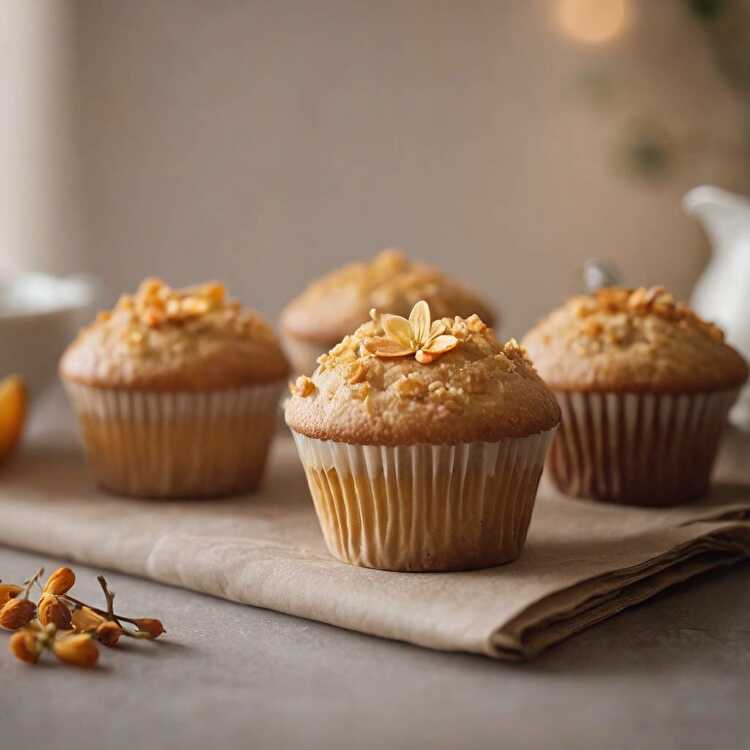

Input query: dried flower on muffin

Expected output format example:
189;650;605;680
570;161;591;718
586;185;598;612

364;300;459;364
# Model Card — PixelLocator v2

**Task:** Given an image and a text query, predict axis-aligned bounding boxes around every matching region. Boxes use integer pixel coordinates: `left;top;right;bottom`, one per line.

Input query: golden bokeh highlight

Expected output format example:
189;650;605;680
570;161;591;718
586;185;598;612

557;0;630;45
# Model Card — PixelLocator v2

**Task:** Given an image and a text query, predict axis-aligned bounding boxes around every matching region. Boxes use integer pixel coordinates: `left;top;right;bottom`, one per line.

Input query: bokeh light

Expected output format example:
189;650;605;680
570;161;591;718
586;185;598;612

557;0;630;45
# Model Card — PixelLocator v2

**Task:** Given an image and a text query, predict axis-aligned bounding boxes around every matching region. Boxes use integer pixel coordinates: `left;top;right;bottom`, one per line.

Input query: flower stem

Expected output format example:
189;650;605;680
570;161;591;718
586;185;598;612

23;568;44;600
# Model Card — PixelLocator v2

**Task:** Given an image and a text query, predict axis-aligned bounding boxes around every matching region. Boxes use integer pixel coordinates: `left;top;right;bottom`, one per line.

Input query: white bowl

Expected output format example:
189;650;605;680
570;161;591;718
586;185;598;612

0;273;97;399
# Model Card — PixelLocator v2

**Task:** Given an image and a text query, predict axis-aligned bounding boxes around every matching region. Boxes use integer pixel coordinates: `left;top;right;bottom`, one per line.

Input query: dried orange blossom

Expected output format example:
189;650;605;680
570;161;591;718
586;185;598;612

3;564;165;667
364;300;459;364
95;620;123;647
53;633;99;668
132;618;165;639
0;598;36;630
9;628;41;664
0;375;26;466
0;583;22;608
71;605;105;632
63;575;166;641
0;568;43;630
38;593;72;630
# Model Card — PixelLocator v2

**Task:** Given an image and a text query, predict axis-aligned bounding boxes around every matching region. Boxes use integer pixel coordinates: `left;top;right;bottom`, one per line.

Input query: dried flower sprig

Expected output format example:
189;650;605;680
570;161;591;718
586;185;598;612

2;565;165;669
364;300;459;364
61;575;165;640
0;568;43;630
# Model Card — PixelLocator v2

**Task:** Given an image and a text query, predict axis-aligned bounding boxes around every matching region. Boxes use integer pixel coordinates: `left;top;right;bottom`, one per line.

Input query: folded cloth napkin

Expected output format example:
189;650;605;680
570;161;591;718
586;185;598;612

1;430;749;660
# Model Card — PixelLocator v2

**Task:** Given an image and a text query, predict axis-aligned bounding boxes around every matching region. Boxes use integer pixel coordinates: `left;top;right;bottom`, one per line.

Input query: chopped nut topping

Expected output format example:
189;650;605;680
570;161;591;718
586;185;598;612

349;382;370;400
284;249;496;339
466;314;487;333
124;278;229;330
396;376;428;399
345;362;367;384
569;286;725;342
493;353;515;373
289;375;316;398
88;278;280;351
296;305;531;420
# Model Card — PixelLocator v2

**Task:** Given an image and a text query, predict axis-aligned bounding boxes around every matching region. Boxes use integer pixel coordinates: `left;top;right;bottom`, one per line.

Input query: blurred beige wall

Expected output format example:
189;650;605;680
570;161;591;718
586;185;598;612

68;0;746;336
0;1;81;275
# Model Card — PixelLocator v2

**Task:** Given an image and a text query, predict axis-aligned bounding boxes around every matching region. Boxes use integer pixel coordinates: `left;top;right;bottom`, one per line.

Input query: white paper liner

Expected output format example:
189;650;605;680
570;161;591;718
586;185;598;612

548;388;740;506
291;429;556;572
63;381;283;498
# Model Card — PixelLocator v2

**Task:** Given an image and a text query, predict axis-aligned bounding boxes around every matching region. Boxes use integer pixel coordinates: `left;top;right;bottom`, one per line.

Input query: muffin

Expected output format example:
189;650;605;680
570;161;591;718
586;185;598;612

281;248;496;373
285;300;560;572
523;286;749;506
60;278;289;498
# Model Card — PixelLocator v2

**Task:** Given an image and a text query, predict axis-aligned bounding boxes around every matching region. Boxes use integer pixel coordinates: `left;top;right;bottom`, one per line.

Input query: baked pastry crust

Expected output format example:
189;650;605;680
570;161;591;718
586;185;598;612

281;249;497;344
522;286;748;393
60;279;289;390
285;311;560;445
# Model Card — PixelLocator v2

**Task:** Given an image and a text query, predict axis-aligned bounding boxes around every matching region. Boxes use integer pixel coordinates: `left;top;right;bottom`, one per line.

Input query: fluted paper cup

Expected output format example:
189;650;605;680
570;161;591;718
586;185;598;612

548;388;740;506
64;381;284;498
291;429;556;572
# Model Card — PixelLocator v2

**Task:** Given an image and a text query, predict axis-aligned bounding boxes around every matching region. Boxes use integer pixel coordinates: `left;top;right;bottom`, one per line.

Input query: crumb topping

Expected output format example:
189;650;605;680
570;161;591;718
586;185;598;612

60;278;289;390
569;286;725;347
522;286;748;393
109;278;278;343
281;249;496;343
289;375;316;397
285;310;560;444
310;313;527;410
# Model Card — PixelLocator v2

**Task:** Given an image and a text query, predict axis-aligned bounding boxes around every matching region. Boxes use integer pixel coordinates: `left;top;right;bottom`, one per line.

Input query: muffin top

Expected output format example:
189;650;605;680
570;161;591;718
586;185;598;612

60;278;289;390
281;249;497;344
285;300;560;445
522;286;749;394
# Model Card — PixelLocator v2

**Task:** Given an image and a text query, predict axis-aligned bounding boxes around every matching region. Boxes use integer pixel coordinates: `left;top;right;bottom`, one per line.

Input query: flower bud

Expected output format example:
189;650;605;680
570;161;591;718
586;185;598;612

38;594;72;630
9;629;40;664
43;567;75;596
133;618;165;639
0;598;36;630
96;620;123;647
53;634;99;667
0;583;22;608
71;605;105;632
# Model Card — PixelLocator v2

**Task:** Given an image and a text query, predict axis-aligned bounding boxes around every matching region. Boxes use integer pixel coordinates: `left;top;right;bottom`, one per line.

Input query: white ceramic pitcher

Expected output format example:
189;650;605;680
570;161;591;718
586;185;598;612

684;185;750;428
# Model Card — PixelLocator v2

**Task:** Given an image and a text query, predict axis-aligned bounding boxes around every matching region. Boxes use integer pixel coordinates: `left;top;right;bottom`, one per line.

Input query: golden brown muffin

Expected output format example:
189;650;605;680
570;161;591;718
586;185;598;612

280;249;497;373
61;278;288;390
61;279;289;498
286;300;559;572
522;286;749;506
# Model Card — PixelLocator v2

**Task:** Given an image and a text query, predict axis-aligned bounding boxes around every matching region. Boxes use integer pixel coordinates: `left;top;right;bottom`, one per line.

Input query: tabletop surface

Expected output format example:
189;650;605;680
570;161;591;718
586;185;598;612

2;393;750;750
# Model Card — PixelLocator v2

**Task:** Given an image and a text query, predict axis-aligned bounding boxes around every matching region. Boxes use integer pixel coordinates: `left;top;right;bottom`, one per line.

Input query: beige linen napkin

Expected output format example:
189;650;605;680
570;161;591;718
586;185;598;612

1;431;749;660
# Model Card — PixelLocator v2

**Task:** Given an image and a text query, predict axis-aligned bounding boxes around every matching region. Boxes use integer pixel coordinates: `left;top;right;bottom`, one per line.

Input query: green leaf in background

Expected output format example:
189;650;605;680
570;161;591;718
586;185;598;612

686;0;727;22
